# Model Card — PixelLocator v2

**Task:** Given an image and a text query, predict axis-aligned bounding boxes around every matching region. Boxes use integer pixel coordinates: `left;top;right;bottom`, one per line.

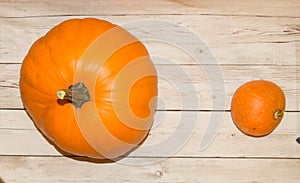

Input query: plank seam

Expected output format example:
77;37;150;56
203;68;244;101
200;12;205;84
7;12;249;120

0;154;299;160
1;13;300;19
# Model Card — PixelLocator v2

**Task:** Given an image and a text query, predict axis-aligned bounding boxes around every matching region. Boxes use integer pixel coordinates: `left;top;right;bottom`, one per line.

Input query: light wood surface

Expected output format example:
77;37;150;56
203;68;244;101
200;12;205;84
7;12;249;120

0;0;299;182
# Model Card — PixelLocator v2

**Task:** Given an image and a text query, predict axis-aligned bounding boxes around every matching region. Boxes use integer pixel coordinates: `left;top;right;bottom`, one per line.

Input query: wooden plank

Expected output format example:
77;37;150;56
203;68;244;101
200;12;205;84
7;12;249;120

1;64;298;110
0;15;299;64
0;0;299;17
0;1;299;183
1;110;298;158
0;156;299;183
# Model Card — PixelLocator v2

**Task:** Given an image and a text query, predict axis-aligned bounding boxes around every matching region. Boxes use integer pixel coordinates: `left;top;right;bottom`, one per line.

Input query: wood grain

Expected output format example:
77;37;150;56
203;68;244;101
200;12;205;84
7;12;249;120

0;64;298;110
0;0;299;182
0;156;299;183
0;110;298;158
1;15;299;64
0;0;299;17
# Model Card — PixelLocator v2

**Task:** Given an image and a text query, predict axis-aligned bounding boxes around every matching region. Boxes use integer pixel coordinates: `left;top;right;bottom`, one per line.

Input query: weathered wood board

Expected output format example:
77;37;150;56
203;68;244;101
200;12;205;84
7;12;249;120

0;0;299;182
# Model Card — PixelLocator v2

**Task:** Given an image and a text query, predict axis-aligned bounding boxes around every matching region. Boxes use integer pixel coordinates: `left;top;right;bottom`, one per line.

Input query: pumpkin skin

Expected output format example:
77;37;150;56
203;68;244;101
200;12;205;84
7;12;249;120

230;80;285;137
19;18;157;159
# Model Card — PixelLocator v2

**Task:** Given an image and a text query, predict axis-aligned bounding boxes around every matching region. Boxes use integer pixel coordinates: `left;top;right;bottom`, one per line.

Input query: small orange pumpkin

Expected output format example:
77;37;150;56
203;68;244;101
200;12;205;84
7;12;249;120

230;80;285;137
19;18;157;159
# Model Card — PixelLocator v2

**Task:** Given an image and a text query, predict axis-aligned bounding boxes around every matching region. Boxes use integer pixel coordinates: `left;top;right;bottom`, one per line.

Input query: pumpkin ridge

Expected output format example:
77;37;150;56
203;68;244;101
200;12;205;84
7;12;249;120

20;54;63;97
43;36;71;85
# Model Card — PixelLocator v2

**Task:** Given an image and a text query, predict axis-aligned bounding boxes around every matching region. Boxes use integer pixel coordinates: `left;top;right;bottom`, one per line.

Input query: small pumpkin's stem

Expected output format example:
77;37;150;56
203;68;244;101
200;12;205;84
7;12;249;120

56;82;90;108
274;109;284;120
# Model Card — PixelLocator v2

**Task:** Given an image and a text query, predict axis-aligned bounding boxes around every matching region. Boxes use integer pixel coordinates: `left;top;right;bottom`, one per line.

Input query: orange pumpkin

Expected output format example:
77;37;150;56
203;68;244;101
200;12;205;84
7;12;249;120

230;80;285;137
19;18;157;159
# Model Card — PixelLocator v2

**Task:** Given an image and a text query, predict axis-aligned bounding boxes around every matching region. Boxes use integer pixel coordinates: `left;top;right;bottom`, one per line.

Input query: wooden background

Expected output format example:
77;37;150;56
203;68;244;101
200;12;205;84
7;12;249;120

0;0;299;182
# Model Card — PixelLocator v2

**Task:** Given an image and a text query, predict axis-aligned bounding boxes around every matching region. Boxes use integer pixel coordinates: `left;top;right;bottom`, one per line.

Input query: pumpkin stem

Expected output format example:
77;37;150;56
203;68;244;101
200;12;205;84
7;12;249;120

274;109;284;120
56;82;90;108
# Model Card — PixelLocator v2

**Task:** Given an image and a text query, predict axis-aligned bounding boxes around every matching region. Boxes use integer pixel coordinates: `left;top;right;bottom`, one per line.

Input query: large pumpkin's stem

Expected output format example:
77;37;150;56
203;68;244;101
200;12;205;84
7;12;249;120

56;82;90;108
274;109;284;120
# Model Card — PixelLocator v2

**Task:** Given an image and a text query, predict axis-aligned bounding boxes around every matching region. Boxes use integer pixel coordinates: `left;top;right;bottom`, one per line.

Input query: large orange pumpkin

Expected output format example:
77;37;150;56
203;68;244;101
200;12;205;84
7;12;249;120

230;80;285;137
19;18;157;159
